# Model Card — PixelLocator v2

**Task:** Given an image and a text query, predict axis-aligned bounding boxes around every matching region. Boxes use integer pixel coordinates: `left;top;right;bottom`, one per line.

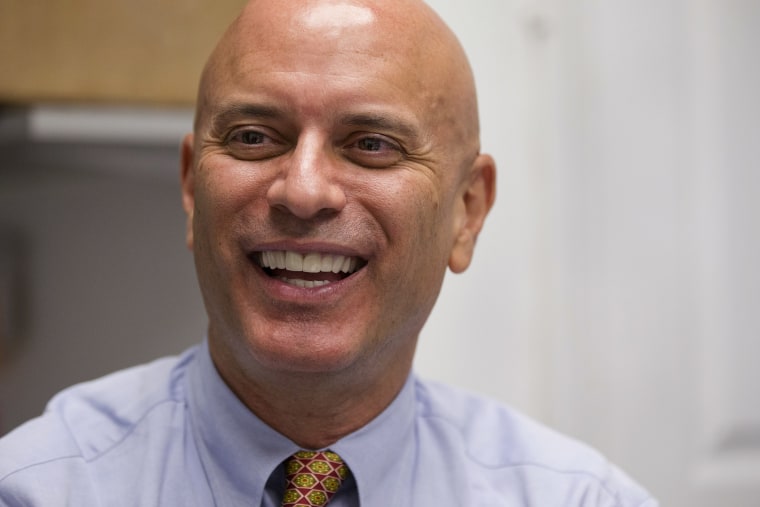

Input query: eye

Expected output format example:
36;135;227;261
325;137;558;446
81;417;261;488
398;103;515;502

238;131;266;145
356;137;384;151
344;133;404;168
226;127;287;160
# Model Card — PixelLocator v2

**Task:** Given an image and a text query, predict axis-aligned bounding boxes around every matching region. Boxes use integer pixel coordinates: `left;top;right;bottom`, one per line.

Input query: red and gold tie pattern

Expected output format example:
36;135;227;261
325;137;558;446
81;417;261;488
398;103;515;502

281;450;349;507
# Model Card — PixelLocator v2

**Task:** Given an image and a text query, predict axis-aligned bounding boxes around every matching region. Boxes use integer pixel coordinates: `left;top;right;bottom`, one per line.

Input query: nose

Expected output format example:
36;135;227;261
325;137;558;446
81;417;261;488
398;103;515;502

266;134;347;219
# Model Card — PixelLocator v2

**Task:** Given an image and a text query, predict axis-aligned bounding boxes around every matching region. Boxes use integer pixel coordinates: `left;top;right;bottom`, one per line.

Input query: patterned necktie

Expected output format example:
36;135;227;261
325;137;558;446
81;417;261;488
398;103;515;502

280;450;349;507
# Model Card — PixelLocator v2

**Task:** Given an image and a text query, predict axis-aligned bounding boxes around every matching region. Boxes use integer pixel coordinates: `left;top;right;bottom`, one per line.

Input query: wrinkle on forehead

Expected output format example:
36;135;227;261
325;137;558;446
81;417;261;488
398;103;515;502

298;2;376;34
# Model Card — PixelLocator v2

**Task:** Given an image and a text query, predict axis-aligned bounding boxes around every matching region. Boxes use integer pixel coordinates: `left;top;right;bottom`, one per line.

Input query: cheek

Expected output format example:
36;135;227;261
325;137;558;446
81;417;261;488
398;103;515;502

197;159;250;209
367;173;452;275
190;162;260;290
194;159;266;234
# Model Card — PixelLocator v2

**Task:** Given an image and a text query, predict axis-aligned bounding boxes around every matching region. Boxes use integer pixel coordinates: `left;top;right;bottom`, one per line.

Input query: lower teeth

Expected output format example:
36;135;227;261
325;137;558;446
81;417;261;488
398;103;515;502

279;277;330;288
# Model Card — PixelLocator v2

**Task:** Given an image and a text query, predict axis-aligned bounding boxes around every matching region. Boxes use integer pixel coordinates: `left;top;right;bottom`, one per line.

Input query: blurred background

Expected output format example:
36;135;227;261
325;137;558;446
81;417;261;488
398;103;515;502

1;1;758;505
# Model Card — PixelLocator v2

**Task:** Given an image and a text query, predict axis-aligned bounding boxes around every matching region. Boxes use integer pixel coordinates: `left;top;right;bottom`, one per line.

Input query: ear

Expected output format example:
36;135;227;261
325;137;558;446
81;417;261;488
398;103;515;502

180;133;196;250
448;153;496;273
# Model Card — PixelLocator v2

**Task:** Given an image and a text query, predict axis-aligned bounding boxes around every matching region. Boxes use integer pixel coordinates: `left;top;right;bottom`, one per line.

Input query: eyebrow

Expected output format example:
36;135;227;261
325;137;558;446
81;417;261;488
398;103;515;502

340;113;420;141
209;103;284;135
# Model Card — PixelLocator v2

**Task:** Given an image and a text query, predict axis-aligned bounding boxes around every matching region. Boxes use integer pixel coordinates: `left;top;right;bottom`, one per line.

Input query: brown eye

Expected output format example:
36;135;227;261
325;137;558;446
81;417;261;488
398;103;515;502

239;131;266;145
357;137;383;151
344;134;403;168
226;128;287;160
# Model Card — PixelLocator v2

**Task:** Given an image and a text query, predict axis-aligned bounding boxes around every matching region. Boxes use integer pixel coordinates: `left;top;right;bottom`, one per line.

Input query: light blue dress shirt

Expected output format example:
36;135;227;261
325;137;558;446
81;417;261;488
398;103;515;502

0;343;657;506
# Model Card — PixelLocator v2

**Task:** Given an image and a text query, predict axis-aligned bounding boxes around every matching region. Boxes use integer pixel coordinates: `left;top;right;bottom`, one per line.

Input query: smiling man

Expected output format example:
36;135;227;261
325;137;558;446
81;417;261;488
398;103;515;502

0;1;656;506
180;0;492;454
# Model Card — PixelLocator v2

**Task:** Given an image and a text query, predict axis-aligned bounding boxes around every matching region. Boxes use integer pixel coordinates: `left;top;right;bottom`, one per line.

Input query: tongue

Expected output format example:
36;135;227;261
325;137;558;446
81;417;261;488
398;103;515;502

269;269;346;282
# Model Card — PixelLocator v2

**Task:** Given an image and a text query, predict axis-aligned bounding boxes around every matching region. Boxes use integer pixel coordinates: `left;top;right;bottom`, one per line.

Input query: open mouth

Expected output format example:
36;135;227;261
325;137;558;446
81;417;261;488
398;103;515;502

255;250;366;288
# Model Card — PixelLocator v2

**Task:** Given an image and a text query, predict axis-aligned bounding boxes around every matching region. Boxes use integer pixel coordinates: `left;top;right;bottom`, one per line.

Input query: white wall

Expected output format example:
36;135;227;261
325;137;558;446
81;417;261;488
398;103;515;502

415;1;760;505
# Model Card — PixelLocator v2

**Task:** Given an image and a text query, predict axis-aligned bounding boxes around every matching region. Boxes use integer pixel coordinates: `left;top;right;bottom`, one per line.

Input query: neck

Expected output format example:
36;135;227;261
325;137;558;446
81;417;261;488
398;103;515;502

209;343;414;449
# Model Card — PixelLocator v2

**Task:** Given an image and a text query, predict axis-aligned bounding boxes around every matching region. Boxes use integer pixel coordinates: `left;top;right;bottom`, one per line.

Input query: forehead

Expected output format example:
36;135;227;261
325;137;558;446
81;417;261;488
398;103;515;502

193;0;482;159
201;2;437;116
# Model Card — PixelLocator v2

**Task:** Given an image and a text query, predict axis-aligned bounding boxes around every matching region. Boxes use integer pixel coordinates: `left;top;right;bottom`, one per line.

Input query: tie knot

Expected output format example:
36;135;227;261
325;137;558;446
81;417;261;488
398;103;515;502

281;450;349;507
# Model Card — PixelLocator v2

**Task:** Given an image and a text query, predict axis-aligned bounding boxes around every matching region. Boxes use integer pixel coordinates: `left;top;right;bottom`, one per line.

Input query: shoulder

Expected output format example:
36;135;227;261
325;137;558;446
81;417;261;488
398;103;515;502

0;347;198;488
415;378;607;470
414;378;657;507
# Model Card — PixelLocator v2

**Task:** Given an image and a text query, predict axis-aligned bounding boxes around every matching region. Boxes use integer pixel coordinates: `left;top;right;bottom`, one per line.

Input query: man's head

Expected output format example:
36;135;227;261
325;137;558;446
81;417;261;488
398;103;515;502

181;0;495;391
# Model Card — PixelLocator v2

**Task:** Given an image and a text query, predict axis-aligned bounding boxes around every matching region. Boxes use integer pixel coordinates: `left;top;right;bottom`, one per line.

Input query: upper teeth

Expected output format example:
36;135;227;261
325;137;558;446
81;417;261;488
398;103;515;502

260;251;359;274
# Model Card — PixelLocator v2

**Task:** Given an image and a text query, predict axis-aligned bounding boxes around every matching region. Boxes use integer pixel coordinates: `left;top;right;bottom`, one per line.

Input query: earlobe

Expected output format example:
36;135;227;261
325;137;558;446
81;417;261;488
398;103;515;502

448;154;496;273
180;133;196;250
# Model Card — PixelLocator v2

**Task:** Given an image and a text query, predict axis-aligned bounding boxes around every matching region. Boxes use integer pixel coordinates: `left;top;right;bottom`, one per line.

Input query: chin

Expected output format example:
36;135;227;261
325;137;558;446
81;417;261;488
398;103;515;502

244;329;368;376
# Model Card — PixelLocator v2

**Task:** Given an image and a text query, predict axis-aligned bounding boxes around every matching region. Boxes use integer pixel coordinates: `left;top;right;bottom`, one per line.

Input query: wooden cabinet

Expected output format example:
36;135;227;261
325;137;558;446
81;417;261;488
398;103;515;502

0;0;246;104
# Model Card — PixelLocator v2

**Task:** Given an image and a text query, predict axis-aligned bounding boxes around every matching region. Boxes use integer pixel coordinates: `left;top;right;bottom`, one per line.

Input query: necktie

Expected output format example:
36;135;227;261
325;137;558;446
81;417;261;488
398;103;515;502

280;450;349;507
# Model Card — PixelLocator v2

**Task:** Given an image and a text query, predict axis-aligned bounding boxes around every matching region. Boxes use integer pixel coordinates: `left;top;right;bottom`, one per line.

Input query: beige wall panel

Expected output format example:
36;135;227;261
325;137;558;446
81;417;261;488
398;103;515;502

0;0;247;104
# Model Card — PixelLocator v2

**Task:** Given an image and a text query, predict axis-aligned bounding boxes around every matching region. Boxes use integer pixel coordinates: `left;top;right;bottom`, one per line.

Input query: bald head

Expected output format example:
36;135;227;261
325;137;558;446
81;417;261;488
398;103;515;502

195;0;480;159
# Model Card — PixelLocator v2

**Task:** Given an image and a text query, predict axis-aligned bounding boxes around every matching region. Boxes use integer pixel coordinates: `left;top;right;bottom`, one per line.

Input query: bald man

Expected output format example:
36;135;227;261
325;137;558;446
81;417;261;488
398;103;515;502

0;1;656;506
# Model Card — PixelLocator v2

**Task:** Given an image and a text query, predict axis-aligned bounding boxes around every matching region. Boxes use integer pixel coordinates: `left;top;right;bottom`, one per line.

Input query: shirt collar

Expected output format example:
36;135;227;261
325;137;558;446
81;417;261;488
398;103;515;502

330;374;417;506
187;341;417;506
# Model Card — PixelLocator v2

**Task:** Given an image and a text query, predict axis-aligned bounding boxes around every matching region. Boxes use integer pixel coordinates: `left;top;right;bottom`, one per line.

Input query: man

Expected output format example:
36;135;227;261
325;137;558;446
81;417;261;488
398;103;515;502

0;0;657;505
